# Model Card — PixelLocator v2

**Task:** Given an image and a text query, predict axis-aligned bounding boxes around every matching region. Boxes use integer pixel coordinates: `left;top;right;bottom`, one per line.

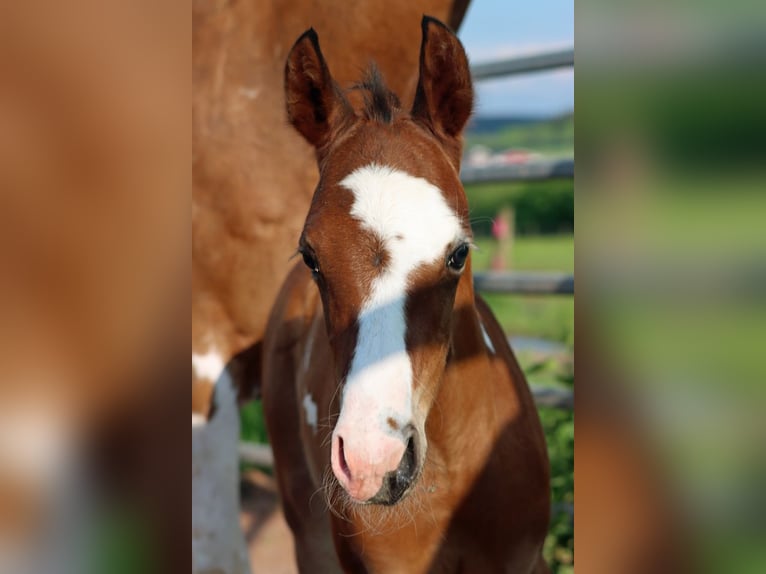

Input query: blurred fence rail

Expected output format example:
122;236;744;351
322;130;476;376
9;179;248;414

470;48;574;80
474;271;574;295
461;158;574;184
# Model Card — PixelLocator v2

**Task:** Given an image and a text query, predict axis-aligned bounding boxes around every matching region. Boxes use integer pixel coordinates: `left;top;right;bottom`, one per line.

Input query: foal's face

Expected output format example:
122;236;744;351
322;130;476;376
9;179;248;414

300;124;471;503
285;16;474;504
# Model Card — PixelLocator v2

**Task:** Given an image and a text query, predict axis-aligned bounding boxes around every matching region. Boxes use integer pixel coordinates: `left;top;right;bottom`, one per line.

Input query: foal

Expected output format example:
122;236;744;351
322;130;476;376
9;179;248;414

262;17;550;573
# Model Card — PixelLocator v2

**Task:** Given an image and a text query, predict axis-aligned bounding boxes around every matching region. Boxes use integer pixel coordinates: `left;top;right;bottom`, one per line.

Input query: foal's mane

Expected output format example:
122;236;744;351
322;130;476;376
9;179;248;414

349;63;402;124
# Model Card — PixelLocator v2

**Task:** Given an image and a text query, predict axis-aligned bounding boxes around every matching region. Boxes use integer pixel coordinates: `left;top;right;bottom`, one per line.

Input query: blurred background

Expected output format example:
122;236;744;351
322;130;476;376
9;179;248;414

575;0;766;573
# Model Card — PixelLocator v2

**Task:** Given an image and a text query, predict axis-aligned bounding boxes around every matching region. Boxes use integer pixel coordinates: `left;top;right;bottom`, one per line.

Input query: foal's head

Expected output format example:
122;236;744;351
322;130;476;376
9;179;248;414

285;16;474;505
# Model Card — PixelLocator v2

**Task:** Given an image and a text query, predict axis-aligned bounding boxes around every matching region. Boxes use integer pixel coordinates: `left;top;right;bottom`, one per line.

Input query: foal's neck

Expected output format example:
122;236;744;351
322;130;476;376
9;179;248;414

424;272;513;468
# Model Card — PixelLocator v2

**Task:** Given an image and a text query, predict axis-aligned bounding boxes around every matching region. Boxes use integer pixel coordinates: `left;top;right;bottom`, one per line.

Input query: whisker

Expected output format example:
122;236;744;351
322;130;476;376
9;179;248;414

468;215;495;226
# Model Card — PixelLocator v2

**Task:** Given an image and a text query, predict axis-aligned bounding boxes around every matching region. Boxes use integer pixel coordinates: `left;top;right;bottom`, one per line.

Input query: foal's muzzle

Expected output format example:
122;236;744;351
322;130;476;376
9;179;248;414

331;424;421;505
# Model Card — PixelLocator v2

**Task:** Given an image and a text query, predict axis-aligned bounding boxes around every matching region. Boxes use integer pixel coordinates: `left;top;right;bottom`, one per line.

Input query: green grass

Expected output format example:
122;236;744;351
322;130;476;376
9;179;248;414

240;398;268;445
90;504;154;574
484;292;574;345
239;398;269;475
541;407;575;573
471;235;574;272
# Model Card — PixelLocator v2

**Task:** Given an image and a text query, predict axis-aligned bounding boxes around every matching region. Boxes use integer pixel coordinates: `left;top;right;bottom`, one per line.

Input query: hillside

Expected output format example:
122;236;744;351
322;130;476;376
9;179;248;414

465;112;574;156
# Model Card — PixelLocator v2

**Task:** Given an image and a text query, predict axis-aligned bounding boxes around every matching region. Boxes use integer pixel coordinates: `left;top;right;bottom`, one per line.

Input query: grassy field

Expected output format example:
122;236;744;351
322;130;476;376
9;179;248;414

240;177;574;572
472;235;574;347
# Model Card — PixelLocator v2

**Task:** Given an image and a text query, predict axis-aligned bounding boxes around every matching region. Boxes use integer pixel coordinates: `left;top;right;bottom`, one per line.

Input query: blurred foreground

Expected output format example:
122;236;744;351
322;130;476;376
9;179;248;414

0;1;186;572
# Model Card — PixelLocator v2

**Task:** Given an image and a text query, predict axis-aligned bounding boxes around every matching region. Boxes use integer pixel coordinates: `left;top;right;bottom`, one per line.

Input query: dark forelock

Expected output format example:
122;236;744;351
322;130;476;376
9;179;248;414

351;63;401;124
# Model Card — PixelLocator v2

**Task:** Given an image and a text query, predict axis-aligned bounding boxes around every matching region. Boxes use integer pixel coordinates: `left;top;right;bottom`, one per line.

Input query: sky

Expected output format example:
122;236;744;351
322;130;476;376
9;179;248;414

457;0;574;117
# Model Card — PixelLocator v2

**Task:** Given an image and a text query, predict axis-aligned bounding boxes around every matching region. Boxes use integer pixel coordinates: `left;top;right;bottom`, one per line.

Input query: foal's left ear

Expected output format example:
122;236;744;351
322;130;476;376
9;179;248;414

285;28;352;152
411;16;474;140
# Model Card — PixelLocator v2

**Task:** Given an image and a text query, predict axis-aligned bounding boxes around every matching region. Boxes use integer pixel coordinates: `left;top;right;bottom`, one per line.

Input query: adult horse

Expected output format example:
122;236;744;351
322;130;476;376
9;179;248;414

262;17;550;573
193;2;470;572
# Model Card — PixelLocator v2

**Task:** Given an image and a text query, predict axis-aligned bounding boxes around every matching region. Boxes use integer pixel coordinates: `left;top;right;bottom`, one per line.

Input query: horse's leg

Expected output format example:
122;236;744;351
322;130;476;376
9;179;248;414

192;364;251;574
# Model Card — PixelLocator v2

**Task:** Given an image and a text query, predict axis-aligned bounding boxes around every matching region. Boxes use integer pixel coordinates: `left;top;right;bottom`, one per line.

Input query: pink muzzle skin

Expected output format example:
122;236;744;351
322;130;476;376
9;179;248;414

330;429;407;502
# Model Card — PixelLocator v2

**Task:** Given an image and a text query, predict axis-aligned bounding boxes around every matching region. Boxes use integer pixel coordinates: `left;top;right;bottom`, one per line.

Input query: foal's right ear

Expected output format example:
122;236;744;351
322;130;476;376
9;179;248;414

285;29;351;151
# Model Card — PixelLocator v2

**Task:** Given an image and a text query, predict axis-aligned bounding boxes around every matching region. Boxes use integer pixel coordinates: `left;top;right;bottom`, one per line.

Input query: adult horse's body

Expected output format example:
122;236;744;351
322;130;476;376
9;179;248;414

262;18;550;573
192;2;470;572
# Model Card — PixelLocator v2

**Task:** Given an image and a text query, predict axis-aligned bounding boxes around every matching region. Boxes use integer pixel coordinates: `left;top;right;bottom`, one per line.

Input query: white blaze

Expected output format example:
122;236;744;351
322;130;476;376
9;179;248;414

339;164;463;431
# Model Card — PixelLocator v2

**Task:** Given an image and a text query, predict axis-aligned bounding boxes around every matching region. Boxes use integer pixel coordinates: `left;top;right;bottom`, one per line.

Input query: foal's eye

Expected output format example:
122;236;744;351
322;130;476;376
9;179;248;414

447;243;470;272
301;250;320;276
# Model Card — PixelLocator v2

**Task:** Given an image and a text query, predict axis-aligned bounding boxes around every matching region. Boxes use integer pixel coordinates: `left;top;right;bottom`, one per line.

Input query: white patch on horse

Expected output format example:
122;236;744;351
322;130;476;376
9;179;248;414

192;349;226;384
302;393;318;433
191;413;207;426
480;321;496;354
339;164;464;428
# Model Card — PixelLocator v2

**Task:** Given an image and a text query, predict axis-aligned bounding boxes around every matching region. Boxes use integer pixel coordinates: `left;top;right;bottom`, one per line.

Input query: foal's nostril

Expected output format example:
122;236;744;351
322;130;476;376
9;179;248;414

336;435;351;480
385;436;417;504
398;436;416;481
